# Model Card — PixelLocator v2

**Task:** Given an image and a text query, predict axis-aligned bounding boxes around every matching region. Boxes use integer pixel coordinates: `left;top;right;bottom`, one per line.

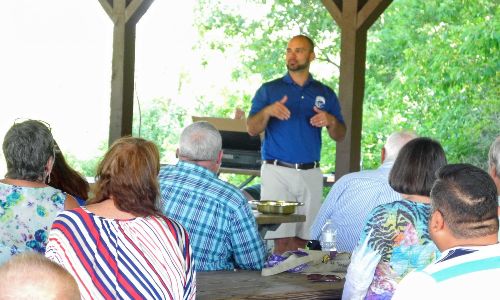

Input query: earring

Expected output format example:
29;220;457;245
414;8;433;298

44;169;51;184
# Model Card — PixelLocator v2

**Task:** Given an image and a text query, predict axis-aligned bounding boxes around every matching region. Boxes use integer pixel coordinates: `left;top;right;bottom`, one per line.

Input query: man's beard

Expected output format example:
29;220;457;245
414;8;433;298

287;61;309;72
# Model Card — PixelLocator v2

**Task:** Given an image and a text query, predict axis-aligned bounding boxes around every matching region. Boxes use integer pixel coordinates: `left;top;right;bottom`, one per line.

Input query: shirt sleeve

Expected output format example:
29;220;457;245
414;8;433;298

178;226;196;300
45;212;88;297
230;199;267;270
45;220;65;265
249;84;269;117
324;86;345;125
310;176;348;240
342;206;388;300
392;271;434;300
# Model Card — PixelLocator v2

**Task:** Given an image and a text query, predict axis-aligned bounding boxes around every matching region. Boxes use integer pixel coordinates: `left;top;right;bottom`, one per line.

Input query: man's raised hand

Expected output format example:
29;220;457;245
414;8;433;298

266;95;290;120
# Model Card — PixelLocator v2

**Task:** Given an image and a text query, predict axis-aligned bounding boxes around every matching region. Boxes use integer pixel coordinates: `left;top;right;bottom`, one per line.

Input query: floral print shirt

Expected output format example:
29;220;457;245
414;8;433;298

0;182;66;264
342;199;440;300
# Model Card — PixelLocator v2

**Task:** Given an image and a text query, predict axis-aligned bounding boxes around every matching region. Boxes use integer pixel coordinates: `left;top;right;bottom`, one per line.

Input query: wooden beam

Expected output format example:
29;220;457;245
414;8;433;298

99;0;154;147
321;0;343;27
357;0;392;31
98;0;113;20
323;0;392;179
126;0;154;24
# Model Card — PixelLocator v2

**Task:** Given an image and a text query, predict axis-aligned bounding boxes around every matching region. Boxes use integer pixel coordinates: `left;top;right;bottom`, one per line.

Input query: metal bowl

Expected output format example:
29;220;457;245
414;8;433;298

253;200;304;215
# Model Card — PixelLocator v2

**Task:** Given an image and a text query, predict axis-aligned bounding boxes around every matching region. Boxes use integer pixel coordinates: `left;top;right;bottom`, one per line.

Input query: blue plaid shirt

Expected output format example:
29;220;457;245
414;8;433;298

158;161;266;271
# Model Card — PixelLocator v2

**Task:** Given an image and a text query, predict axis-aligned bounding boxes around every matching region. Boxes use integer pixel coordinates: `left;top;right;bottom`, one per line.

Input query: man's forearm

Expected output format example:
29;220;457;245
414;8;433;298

327;118;346;142
247;110;270;136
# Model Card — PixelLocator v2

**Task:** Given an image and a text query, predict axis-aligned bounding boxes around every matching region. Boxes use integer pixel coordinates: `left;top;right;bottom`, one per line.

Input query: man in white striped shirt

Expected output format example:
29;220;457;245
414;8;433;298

393;164;500;299
310;130;417;252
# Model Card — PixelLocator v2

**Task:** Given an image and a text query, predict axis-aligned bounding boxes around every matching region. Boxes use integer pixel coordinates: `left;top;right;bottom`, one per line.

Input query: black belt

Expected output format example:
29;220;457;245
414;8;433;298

264;159;320;170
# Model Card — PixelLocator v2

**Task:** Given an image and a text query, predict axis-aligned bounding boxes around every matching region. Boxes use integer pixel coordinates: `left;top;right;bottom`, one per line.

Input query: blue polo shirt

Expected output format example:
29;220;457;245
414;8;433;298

249;73;344;163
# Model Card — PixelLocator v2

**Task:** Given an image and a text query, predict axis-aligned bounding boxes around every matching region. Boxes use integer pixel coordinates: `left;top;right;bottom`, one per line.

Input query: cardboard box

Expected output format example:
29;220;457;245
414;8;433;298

192;116;248;132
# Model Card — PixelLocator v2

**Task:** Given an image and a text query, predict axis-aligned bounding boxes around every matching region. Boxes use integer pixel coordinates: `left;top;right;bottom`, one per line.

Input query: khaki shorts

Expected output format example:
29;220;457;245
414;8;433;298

260;163;323;240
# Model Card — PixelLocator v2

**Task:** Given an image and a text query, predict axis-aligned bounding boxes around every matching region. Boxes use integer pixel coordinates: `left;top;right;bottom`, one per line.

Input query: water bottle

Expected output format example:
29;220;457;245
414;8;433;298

320;219;337;251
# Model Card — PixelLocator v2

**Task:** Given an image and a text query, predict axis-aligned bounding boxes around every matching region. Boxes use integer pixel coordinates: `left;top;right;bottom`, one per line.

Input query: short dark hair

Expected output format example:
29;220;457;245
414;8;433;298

431;163;498;238
293;34;315;51
89;136;161;217
2;120;54;181
389;137;447;196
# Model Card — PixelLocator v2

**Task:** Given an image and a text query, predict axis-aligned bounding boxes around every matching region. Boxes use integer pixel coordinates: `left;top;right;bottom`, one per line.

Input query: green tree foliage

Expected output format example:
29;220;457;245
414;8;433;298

132;97;188;163
194;0;499;172
365;0;499;169
68;98;188;177
64;141;107;178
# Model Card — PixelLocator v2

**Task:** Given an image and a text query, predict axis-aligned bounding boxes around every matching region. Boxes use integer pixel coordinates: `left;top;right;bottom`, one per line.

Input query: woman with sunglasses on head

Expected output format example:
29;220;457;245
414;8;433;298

0;120;78;264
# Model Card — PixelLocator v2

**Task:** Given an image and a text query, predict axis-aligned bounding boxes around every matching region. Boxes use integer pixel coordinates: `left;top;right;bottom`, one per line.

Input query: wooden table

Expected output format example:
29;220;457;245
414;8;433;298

253;211;306;237
197;270;344;300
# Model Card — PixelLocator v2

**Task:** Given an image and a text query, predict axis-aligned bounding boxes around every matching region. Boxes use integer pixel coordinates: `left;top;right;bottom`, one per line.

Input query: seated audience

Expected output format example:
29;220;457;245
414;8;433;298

393;164;500;299
0;252;80;300
342;137;447;299
45;137;196;299
311;130;417;252
0;120;78;264
49;141;89;206
158;121;266;271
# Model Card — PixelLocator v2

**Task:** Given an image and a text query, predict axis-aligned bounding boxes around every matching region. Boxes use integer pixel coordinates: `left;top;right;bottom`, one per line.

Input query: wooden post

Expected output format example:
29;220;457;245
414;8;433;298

321;0;392;179
99;0;154;147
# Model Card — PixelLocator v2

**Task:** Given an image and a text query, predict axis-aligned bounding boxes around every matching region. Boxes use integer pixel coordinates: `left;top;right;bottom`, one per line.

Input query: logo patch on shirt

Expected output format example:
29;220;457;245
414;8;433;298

315;96;326;109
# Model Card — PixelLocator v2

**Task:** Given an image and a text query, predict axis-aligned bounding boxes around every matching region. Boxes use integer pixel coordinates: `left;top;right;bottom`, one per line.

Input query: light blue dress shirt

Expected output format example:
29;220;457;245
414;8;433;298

311;161;401;252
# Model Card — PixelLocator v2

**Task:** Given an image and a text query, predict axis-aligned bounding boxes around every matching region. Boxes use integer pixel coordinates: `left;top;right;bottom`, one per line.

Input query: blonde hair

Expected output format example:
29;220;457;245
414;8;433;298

0;252;80;300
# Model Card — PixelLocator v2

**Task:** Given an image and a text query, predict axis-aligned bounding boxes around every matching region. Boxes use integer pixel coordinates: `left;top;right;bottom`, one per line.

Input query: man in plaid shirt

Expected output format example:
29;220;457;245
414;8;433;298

158;121;267;271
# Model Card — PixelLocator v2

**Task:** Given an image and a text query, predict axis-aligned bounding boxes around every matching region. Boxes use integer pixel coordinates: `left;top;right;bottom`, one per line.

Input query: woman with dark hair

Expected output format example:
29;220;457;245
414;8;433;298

45;137;196;300
0;120;78;264
49;142;89;206
342;137;447;299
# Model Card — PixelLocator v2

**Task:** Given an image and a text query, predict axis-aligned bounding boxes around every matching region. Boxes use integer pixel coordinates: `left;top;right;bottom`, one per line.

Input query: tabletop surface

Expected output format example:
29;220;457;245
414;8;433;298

197;270;343;300
253;211;306;225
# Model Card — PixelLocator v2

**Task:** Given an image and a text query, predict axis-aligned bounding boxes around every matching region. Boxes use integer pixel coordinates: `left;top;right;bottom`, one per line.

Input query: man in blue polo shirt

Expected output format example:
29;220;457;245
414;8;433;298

247;34;346;253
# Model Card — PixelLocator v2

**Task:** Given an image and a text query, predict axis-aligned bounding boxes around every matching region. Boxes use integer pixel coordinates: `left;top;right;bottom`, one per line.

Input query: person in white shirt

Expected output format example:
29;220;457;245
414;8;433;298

311;130;417;252
393;163;500;300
